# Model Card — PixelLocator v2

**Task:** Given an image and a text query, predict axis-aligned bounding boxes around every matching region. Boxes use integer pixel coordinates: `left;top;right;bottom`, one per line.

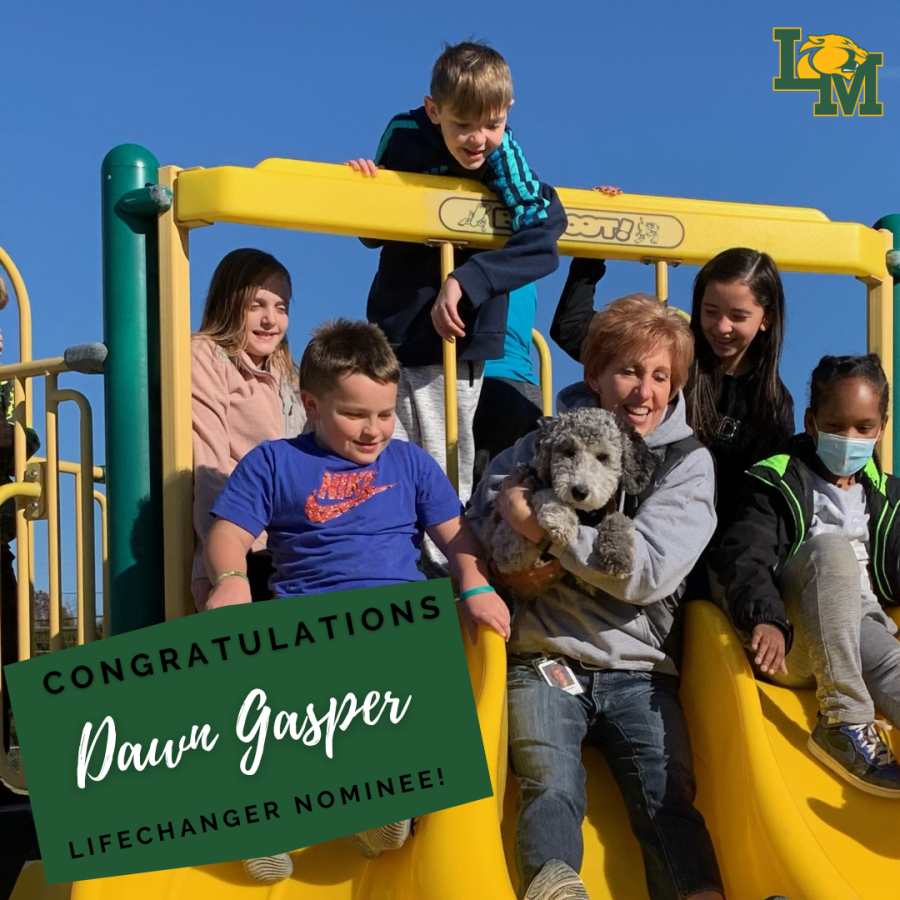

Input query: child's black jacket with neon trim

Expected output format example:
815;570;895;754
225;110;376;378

362;106;567;367
708;433;900;651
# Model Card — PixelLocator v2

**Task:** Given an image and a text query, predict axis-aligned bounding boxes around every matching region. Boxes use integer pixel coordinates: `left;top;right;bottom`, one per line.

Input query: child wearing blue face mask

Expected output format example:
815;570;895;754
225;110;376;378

711;354;900;798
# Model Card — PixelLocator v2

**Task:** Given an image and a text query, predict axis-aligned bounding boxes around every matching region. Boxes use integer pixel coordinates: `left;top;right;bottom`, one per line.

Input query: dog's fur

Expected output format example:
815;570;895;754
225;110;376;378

481;408;656;594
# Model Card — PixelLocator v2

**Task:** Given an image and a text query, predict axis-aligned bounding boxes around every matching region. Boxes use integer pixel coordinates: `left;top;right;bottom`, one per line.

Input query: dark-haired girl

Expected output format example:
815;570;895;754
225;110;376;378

711;354;900;798
685;248;795;523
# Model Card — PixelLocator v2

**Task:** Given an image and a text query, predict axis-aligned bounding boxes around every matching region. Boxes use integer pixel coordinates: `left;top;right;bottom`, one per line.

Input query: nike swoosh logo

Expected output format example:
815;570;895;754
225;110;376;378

305;482;398;523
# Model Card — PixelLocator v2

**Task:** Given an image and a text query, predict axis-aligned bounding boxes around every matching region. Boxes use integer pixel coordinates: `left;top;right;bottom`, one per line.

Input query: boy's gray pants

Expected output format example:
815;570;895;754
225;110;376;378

771;533;900;726
392;361;484;574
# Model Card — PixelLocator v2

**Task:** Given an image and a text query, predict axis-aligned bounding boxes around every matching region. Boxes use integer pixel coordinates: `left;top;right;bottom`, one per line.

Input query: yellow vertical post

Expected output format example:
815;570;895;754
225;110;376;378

73;467;85;644
13;376;31;661
94;490;109;638
54;390;96;642
157;166;195;620
655;261;668;304
531;330;554;416
0;246;36;661
0;246;34;424
0;483;39;792
864;229;894;471
44;374;62;651
440;242;459;493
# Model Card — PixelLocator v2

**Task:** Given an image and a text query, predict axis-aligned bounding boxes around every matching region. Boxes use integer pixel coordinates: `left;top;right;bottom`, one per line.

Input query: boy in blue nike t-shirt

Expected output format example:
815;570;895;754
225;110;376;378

205;318;509;882
206;317;507;634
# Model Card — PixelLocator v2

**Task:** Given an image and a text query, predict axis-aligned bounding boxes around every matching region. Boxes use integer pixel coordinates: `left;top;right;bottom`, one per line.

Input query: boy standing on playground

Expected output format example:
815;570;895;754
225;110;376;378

203;318;509;883
347;41;567;571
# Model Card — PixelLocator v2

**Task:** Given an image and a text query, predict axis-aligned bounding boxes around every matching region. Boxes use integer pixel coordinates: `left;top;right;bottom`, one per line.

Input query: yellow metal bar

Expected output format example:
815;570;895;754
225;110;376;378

0;480;41;665
26;517;34;657
44;373;62;652
655;261;668;304
440;243;459;493
53;389;96;643
0;357;67;380
13;377;31;662
0;481;38;792
531;329;553;416
0;250;46;660
44;459;105;482
74;466;84;644
865;229;895;472
174;160;887;278
0;245;34;426
94;490;109;639
157;165;195;621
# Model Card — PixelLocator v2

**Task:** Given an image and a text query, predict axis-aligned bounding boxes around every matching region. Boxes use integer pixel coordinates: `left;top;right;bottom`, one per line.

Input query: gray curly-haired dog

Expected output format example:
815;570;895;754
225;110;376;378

482;408;656;592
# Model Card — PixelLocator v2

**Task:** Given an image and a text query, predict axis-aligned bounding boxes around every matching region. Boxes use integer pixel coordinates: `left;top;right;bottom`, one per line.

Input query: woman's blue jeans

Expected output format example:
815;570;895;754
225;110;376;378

507;657;723;900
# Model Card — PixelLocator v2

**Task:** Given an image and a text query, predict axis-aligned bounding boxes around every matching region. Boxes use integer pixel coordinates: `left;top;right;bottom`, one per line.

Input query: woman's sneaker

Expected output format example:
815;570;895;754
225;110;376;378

524;859;590;900
345;819;412;859
808;715;900;798
242;853;293;883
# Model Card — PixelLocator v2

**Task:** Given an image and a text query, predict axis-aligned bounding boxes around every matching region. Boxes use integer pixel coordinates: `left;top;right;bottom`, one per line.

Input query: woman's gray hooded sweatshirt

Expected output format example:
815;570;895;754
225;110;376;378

467;381;716;675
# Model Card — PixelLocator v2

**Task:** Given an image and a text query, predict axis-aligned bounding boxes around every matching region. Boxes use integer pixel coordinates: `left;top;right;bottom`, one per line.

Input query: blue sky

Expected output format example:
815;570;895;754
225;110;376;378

1;1;899;595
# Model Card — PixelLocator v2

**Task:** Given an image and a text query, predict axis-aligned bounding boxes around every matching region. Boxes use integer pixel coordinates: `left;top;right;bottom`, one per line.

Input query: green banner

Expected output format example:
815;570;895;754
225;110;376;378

5;579;492;884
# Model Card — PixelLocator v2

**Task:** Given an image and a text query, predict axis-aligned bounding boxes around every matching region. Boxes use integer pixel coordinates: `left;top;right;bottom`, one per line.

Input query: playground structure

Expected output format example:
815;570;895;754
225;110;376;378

3;144;900;899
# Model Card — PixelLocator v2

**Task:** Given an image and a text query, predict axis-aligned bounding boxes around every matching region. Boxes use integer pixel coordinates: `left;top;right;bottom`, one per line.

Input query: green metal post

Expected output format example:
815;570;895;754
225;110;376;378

101;144;165;634
874;216;900;474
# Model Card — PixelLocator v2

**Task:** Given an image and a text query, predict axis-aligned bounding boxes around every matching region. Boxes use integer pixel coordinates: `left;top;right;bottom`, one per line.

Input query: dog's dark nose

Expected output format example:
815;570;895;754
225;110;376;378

571;485;589;502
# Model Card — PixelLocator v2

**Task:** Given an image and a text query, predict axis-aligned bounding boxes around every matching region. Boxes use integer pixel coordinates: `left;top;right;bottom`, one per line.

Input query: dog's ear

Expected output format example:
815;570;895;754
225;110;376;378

532;416;559;483
618;421;657;495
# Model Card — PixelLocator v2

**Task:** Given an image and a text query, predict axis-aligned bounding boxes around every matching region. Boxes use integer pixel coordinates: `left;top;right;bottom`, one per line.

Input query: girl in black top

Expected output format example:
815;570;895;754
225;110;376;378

685;248;794;524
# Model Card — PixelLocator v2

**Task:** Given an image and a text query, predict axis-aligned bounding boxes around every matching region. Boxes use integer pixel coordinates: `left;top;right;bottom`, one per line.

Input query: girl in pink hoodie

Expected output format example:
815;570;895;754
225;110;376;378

191;248;305;609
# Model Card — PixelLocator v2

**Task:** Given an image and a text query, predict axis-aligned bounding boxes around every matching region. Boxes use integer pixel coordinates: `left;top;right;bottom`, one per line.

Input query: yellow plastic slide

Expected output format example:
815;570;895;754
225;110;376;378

682;602;900;900
17;604;900;899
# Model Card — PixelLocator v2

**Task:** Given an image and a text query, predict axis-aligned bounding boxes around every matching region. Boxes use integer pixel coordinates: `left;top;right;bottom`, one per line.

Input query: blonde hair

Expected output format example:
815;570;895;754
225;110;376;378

583;293;694;396
430;41;513;120
196;248;296;379
0;277;8;311
300;319;400;396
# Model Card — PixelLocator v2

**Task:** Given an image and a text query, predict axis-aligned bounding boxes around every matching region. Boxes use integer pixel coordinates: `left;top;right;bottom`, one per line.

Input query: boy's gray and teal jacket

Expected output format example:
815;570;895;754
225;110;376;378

467;382;716;675
364;106;567;367
709;433;900;649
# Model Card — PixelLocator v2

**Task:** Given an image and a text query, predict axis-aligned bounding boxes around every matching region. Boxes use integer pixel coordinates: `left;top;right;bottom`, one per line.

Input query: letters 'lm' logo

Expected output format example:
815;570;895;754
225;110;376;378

773;28;883;116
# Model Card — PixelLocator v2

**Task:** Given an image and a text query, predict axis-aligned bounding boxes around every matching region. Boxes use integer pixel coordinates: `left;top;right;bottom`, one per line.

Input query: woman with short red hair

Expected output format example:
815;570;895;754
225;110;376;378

469;293;724;900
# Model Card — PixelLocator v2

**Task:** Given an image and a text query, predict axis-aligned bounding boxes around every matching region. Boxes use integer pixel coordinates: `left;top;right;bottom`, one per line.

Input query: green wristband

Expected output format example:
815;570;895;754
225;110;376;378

459;585;495;602
215;570;250;586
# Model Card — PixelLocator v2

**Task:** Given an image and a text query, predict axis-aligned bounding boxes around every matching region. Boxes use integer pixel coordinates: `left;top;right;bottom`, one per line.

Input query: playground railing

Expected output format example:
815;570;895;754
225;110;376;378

0;247;108;794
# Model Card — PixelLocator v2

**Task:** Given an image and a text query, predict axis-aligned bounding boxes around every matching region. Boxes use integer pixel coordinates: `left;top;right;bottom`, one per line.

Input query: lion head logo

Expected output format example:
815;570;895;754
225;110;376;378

797;34;868;81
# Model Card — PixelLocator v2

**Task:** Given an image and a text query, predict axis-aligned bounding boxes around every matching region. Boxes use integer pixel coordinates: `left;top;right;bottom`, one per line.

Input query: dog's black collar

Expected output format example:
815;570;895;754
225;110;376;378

575;495;618;529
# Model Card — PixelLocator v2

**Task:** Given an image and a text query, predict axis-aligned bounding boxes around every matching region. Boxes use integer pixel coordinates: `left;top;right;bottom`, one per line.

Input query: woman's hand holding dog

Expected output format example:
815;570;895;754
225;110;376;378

497;473;545;544
495;473;566;590
490;558;564;591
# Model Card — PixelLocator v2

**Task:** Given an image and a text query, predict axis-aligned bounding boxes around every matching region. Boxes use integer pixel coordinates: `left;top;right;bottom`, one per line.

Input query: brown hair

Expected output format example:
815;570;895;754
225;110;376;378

196;248;295;378
582;293;694;396
430;41;513;120
0;276;8;311
299;319;400;396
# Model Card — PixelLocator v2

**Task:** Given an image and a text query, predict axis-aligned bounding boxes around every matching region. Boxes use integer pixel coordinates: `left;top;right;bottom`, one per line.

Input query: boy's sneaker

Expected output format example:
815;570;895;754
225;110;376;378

524;859;590;900
242;852;293;883
345;818;411;859
808;715;900;798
